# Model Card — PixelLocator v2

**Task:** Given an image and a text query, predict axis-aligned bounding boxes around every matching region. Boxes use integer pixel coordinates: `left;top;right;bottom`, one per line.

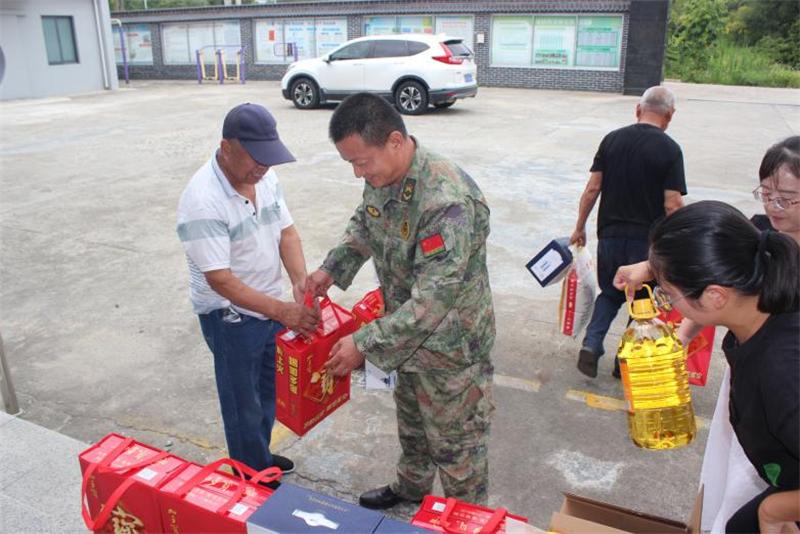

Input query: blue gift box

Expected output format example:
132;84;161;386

373;517;435;533
246;483;385;534
526;237;573;287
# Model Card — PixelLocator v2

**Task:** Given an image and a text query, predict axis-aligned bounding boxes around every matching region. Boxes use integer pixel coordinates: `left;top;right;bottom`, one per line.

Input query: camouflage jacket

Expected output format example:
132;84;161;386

322;142;495;373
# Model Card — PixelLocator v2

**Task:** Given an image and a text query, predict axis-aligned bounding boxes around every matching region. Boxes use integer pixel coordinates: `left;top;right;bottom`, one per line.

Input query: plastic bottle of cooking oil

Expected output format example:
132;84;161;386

617;285;696;449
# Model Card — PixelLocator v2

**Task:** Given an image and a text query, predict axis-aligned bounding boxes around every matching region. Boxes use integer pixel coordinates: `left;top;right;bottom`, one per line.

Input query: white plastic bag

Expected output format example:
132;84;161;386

558;246;596;338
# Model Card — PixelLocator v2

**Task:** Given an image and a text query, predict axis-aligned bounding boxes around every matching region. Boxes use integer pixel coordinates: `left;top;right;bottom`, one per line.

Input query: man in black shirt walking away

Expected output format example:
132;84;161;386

570;86;687;378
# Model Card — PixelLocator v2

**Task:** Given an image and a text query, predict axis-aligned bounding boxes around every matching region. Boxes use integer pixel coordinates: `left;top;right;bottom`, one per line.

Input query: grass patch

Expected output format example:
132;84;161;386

667;40;800;88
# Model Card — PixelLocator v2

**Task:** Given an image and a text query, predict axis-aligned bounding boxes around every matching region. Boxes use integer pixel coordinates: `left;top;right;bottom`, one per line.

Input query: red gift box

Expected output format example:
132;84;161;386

659;308;716;386
352;287;384;328
79;433;187;533
412;496;528;534
159;458;280;533
275;296;357;436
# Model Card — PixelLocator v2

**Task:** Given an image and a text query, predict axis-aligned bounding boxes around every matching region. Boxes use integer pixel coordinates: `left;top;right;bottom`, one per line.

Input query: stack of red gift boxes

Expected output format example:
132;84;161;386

79;433;280;533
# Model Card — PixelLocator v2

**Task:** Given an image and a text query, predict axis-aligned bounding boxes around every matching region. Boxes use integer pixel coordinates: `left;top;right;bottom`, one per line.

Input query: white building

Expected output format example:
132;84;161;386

0;0;118;100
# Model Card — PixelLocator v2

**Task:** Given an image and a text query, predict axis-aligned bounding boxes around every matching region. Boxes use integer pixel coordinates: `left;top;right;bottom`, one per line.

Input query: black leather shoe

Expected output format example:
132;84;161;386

358;485;419;510
271;454;295;475
612;356;621;379
577;348;599;378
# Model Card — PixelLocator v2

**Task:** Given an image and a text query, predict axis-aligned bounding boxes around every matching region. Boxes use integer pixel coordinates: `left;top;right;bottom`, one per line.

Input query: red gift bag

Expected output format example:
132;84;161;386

158;458;280;533
275;294;357;436
659;309;716;386
352;287;385;328
79;433;187;533
411;496;527;534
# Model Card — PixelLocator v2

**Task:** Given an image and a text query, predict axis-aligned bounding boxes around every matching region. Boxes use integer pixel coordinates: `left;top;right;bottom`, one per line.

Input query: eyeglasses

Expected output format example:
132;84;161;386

752;186;800;210
653;285;685;311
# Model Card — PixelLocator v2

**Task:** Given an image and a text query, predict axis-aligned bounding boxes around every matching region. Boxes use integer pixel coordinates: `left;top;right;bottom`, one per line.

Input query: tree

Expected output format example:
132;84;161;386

726;0;800;68
667;0;728;68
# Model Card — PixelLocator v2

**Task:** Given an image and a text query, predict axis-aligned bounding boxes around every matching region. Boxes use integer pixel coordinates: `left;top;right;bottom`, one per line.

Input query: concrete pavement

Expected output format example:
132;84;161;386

1;80;798;531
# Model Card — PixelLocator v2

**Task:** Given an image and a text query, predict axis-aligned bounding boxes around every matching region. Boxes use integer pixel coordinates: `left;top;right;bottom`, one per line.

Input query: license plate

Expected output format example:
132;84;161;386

464;73;473;83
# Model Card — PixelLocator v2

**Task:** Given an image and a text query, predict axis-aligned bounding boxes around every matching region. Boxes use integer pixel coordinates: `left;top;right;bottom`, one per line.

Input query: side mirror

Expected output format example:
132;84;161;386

323;55;332;63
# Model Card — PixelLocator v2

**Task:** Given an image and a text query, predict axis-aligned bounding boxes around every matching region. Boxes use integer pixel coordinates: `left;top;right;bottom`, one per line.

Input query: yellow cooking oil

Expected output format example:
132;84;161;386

617;285;696;449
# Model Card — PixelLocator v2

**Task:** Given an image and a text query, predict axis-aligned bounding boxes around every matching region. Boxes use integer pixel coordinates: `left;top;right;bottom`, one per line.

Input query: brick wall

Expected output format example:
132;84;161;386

115;0;664;94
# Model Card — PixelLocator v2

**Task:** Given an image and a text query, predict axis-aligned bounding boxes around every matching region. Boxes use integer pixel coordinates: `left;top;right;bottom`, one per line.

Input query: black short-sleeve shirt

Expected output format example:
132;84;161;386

591;123;687;239
723;311;800;490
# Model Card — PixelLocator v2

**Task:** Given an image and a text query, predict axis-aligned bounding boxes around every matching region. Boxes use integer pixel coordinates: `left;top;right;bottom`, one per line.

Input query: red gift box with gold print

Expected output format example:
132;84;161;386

158;458;280;533
351;287;384;329
79;433;187;533
275;296;357;436
411;496;528;534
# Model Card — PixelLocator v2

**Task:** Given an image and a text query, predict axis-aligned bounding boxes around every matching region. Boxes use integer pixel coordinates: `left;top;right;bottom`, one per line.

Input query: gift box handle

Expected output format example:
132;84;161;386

305;290;348;335
174;458;282;516
439;497;509;534
80;437;170;531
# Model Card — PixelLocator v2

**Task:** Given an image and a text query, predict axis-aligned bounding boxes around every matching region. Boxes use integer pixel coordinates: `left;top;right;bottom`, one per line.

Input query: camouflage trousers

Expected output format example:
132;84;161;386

390;361;495;505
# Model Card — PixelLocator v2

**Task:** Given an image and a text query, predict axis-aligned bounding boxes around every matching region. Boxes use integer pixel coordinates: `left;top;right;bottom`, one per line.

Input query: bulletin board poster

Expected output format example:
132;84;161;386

315;18;347;57
533;16;575;67
284;19;316;60
398;16;433;34
162;23;191;64
575;16;622;69
434;16;474;49
215;21;242;47
114;24;153;64
491;16;533;66
254;19;284;63
364;16;397;36
188;23;215;60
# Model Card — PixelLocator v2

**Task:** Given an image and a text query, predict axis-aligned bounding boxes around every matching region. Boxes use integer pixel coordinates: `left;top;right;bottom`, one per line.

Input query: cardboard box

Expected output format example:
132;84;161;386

246;482;385;534
159;460;276;533
411;495;528;533
548;489;703;534
275;297;357;436
79;433;187;533
526;238;572;287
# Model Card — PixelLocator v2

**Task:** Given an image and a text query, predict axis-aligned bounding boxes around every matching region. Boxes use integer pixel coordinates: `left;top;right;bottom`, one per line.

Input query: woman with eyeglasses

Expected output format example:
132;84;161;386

614;200;799;534
751;136;800;242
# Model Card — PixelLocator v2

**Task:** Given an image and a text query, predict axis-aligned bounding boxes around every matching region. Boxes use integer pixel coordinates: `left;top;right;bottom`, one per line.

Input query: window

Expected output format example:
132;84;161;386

407;41;430;55
490;14;622;70
254;18;348;64
330;41;371;61
42;16;78;65
371;40;408;58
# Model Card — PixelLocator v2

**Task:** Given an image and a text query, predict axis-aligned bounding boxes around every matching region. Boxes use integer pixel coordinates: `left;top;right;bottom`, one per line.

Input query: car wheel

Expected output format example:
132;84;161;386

433;102;455;109
394;81;428;115
290;77;319;110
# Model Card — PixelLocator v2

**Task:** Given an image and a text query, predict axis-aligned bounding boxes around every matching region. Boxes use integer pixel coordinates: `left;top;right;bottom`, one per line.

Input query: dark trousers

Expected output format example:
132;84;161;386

725;487;790;533
581;237;650;357
198;309;283;471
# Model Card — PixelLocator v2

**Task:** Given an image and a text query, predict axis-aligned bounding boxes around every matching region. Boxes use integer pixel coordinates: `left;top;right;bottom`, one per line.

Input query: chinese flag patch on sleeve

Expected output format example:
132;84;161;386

420;233;446;258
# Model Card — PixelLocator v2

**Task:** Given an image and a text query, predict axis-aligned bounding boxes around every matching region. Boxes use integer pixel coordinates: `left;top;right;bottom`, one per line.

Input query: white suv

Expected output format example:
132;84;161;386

280;34;477;115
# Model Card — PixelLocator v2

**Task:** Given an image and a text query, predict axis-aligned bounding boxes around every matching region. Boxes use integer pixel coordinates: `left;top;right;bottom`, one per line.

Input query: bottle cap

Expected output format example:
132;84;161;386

631;298;657;319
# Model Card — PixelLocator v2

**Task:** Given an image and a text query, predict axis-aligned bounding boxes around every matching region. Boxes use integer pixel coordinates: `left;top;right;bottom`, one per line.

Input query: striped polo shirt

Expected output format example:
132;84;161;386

177;153;293;317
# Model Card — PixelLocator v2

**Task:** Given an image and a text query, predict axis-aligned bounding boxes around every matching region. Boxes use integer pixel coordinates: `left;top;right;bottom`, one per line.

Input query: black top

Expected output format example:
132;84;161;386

591;123;686;239
723;311;800;490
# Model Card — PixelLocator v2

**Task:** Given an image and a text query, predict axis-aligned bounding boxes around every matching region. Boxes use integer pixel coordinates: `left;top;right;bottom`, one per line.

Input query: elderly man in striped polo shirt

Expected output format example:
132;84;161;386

177;103;318;480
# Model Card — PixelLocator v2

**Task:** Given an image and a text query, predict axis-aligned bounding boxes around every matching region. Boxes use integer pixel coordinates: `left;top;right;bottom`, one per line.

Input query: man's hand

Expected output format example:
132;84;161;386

325;335;365;376
613;260;653;297
306;269;334;298
278;302;319;338
292;276;307;304
570;228;586;248
759;490;800;534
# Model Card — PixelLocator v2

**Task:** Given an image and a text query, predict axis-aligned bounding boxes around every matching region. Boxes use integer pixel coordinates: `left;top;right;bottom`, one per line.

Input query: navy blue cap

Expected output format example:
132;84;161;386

222;103;296;167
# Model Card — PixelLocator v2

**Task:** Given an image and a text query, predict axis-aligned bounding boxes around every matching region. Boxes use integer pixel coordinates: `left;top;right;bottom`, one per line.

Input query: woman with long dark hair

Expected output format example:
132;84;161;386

615;200;799;533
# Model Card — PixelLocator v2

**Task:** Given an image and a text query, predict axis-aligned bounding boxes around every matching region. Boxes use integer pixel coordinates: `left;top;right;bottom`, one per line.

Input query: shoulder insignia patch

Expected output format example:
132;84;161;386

401;179;416;203
400;220;410;240
366;205;381;218
420;233;446;258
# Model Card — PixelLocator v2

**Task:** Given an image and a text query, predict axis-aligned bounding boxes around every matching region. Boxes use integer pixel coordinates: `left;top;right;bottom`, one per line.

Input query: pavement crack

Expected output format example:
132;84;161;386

113;418;225;453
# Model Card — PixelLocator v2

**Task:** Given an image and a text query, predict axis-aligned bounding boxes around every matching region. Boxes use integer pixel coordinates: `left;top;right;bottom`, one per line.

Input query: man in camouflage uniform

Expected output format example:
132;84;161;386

306;93;495;508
